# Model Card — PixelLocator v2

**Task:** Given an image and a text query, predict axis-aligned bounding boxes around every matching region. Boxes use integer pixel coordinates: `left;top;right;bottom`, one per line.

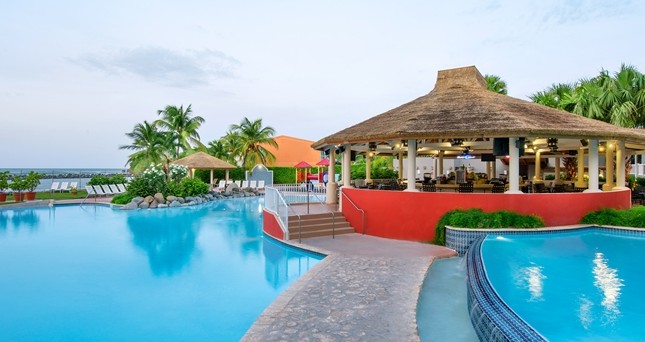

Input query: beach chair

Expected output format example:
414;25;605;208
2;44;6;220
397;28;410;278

59;181;69;192
116;184;127;193
248;180;257;189
108;184;122;194
50;182;60;193
92;185;107;197
234;180;241;187
241;180;249;189
256;180;265;190
102;184;114;196
69;182;78;191
83;185;97;202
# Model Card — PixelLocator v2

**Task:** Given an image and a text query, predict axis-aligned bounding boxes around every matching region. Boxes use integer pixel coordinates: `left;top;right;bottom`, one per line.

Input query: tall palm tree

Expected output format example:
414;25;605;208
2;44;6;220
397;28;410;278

529;83;575;111
484;74;508;95
230;118;278;169
155;104;205;158
597;64;645;128
219;131;245;165
119;121;176;174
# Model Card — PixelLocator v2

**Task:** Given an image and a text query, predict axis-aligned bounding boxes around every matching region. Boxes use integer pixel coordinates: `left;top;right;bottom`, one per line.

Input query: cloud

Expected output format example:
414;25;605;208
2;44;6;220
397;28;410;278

73;47;239;87
541;0;635;24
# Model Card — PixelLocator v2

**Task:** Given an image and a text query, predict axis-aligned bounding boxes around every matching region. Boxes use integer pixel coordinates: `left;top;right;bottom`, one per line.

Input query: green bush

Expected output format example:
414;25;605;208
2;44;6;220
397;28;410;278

124;177;153;198
269;167;296;184
111;193;134;205
636;177;645;188
177;178;209;197
433;208;545;245
581;206;645;228
166;181;181;197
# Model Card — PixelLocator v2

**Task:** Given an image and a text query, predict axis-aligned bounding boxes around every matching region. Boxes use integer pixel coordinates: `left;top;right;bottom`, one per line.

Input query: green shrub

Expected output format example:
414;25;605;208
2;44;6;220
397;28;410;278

166;181;181;197
111;193;134;205
178;178;209;197
636;177;645;188
124;177;153;197
581;206;645;228
269;167;296;184
433;209;545;245
87;175;110;186
110;174;127;185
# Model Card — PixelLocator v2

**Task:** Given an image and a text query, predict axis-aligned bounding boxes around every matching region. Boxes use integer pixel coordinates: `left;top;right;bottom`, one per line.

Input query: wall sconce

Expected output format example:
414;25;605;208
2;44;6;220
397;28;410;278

368;142;377;151
451;138;464;146
547;138;558;152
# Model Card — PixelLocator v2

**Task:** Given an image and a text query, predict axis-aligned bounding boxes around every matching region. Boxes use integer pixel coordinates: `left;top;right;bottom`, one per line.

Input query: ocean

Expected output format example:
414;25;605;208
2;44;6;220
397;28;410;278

1;168;131;192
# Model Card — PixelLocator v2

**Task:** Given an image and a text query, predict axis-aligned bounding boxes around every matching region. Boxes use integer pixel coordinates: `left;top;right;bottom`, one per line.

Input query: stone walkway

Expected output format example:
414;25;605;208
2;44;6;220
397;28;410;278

243;234;456;341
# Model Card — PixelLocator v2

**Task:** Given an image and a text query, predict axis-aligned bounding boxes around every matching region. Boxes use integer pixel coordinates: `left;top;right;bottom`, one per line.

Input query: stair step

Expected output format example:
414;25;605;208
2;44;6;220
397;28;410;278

288;212;342;221
288;217;348;226
289;227;355;239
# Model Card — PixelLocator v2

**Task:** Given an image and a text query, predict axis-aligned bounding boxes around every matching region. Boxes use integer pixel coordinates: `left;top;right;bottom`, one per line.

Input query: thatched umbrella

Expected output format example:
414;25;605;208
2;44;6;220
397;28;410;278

171;152;236;185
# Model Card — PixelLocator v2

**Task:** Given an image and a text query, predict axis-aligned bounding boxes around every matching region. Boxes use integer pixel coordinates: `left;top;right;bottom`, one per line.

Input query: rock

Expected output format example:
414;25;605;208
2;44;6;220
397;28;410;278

149;201;158;209
177;197;185;204
144;195;154;204
138;202;150;209
154;193;165;204
185;196;194;202
121;202;138;210
132;197;144;205
167;195;177;202
169;200;181;208
158;203;168;208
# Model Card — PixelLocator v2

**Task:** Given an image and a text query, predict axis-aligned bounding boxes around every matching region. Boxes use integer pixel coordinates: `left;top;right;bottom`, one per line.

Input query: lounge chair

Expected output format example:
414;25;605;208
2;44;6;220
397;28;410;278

241;180;249;189
248;180;257;189
116;184;127;193
256;180;265;190
108;184;122;194
234;180;241;187
59;181;69;192
69;182;78;192
216;180;226;191
50;182;60;192
101;184;114;196
84;185;97;200
92;185;107;197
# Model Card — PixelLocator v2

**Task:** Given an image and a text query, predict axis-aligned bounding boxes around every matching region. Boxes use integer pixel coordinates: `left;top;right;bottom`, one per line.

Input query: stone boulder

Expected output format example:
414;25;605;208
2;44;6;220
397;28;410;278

149;201;158;209
154;193;165;204
158;203;168;208
132;197;144;205
138;202;150;209
167;195;178;202
144;196;154;204
177;197;185;204
121;202;139;210
169;200;181;208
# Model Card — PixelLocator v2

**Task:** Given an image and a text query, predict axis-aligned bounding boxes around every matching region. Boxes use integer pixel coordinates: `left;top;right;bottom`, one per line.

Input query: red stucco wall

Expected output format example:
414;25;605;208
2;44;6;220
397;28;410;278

262;209;286;240
341;188;631;242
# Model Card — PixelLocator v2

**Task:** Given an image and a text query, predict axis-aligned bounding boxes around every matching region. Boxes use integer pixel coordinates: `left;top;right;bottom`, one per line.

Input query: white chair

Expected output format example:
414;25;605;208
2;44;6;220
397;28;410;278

69;182;78;191
108;184;122;194
241;180;249;189
84;185;96;198
256;180;265;190
234;180;241;187
101;184;114;196
50;182;60;192
116;184;127;193
248;180;257;189
59;181;69;192
91;185;104;196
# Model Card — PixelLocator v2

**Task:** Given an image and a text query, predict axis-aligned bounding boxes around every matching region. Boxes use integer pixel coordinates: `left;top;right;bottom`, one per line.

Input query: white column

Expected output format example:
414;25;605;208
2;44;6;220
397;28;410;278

326;148;337;204
439;150;444;176
585;139;600;192
533;150;542;181
405;139;418;191
365;153;372;182
342;144;352;187
575;146;586;188
554;157;561;182
603;142;615;191
506;137;522;194
615;140;626;189
486;161;492;179
492;159;497;179
398;152;404;180
225;169;230;182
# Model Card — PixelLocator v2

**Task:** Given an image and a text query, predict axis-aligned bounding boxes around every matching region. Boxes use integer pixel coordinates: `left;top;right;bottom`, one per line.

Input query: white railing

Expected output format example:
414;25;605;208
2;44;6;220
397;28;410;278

272;183;327;204
264;186;293;239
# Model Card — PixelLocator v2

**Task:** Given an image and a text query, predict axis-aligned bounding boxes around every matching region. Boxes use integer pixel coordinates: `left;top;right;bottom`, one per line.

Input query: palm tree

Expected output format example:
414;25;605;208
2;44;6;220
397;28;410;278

597;64;645;128
484;74;508;95
119;121;176;174
230;117;278;170
155;104;205;158
219;131;245;165
529;83;575;111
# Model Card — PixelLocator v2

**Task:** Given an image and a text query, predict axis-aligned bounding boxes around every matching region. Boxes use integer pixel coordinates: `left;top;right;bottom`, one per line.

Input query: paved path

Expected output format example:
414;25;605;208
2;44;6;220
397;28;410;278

243;234;456;341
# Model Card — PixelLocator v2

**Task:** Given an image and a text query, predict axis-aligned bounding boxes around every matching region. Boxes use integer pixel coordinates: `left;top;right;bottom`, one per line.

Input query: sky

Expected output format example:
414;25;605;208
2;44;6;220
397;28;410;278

2;0;644;168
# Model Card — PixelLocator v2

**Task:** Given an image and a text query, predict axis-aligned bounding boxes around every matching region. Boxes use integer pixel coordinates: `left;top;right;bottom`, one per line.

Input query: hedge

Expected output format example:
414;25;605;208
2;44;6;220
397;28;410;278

580;206;645;228
433;208;545;245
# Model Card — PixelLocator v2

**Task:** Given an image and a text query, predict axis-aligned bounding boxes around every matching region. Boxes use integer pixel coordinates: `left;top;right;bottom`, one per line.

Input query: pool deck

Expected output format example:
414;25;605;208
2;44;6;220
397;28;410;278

242;233;457;341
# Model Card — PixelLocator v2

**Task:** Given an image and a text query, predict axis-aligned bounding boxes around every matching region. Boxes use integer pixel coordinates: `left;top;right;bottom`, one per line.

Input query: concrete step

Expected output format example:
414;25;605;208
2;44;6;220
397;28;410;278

288;216;348;226
288;222;352;234
289;226;355;240
288;212;342;222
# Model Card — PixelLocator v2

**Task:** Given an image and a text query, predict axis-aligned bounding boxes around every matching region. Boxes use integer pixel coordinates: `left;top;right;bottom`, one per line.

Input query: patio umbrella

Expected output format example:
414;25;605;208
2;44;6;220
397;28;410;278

294;161;313;183
316;158;330;167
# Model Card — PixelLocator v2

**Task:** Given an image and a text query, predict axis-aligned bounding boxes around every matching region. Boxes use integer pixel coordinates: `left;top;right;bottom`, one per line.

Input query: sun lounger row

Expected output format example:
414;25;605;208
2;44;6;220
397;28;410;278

50;181;79;192
216;180;265;191
85;184;128;197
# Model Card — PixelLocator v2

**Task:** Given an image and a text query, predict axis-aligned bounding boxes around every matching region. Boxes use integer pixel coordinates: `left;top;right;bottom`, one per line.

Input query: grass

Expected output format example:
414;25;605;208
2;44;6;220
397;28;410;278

0;190;89;206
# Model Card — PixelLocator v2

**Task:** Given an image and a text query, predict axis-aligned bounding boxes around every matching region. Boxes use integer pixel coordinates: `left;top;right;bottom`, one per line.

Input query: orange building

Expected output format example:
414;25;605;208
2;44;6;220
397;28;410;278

264;135;322;167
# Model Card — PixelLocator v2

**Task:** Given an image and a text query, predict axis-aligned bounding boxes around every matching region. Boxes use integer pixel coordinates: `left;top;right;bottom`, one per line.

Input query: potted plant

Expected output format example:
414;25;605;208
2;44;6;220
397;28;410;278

0;171;8;202
10;176;26;202
70;185;78;195
24;171;42;201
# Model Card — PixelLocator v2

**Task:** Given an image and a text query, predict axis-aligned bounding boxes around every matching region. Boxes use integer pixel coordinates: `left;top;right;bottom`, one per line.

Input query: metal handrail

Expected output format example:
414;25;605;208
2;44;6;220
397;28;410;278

265;186;302;241
341;190;366;234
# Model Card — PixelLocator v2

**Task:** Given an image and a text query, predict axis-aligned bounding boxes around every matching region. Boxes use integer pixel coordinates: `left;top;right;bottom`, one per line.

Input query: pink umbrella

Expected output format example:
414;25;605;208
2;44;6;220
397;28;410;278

316;158;330;166
294;161;313;183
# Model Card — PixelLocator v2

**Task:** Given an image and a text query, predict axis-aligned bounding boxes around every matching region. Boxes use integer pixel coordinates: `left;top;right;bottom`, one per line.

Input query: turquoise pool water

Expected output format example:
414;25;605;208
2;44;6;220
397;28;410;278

482;229;645;341
0;198;322;341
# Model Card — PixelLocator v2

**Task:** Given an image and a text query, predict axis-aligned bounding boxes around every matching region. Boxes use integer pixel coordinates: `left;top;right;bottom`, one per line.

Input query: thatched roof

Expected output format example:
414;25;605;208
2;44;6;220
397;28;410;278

312;66;645;150
171;152;236;170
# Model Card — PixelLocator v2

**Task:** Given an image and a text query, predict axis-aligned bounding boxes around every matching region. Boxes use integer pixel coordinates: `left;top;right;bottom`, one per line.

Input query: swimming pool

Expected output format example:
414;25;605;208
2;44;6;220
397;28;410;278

0;198;322;341
481;228;645;341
